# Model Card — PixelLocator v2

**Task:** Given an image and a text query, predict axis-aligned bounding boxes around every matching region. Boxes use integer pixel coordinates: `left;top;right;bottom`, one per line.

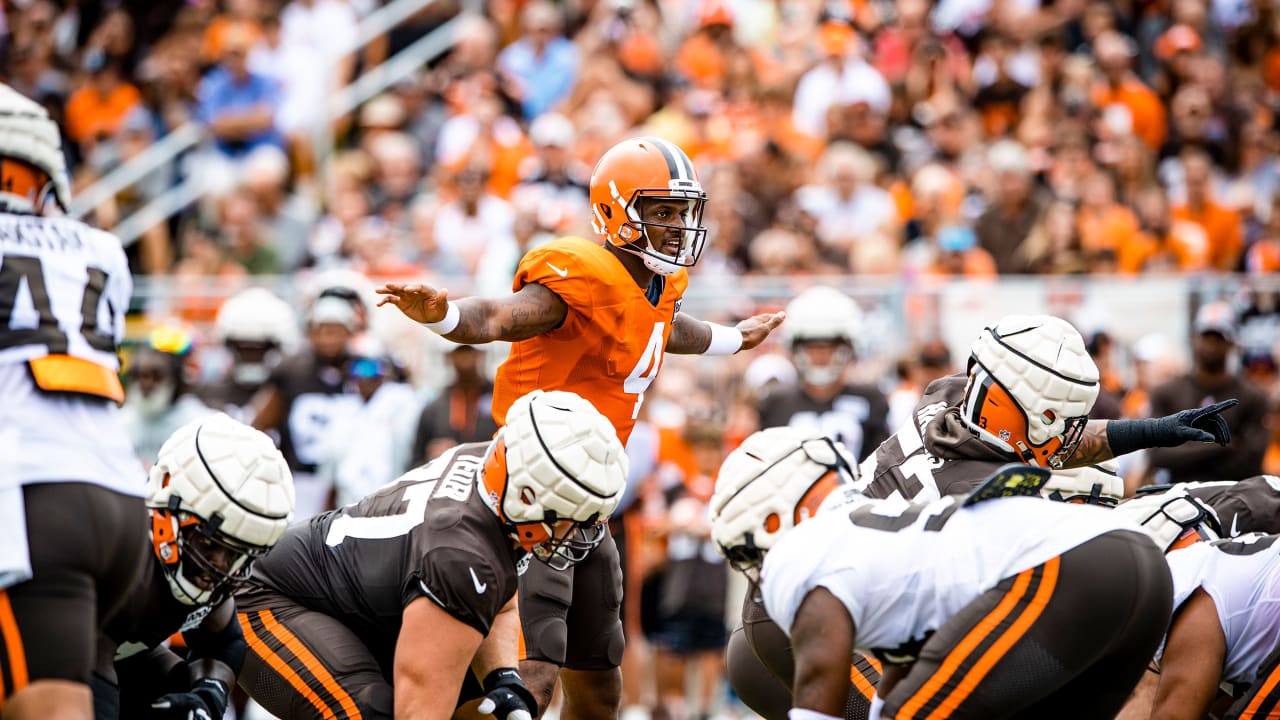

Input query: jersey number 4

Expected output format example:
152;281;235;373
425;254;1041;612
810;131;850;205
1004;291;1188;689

0;254;116;354
624;322;665;419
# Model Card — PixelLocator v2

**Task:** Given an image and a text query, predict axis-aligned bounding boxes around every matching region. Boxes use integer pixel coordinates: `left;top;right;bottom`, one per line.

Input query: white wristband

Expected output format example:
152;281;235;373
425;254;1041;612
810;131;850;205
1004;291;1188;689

789;709;842;720
704;322;743;355
422;302;460;335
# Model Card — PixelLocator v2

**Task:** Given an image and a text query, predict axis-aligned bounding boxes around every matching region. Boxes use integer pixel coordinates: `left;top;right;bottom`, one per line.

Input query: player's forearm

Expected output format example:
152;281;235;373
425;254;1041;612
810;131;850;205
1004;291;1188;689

470;597;520;679
1063;421;1115;467
666;313;713;354
442;290;566;345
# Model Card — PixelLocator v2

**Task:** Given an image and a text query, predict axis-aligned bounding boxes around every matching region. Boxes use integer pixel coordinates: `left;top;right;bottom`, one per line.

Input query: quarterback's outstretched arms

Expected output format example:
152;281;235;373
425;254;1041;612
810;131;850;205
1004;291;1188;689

376;282;569;343
376;281;784;353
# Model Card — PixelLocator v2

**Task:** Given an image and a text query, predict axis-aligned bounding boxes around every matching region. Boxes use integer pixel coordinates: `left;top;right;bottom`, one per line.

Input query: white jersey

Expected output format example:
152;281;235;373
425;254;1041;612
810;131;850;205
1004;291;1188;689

0;213;144;493
1165;534;1280;685
760;495;1141;656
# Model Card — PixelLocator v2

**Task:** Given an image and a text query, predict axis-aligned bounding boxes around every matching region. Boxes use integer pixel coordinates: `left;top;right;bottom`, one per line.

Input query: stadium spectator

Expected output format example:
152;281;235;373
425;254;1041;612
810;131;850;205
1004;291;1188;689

793;143;896;262
792;17;891;139
121;343;214;466
411;344;498;465
1147;302;1268;484
196;27;283;161
64;50;141;156
432;164;519;295
1173;146;1244;271
321;351;422;507
496;0;579;121
650;413;729;720
975;139;1049;273
1090;30;1167;152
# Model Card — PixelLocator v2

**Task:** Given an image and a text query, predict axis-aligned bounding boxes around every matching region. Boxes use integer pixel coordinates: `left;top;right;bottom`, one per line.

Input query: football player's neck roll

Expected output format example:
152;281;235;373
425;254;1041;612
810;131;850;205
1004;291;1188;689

590;136;708;281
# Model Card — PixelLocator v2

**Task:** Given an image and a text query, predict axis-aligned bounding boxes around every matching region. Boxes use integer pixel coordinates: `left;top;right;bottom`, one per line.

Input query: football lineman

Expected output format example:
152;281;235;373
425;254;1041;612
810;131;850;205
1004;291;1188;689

1117;533;1280;720
96;414;295;720
234;389;627;720
376;136;785;716
756;286;890;462
727;314;1238;719
0;83;151;720
712;427;1173;720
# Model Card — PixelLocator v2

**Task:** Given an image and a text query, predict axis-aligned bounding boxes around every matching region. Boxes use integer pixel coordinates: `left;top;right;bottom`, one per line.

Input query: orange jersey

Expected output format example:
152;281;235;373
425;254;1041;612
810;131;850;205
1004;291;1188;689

491;237;689;445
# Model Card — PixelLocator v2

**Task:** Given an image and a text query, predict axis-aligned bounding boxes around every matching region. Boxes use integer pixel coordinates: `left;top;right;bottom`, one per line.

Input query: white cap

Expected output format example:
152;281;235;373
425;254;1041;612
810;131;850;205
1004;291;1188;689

307;296;358;330
530;112;575;148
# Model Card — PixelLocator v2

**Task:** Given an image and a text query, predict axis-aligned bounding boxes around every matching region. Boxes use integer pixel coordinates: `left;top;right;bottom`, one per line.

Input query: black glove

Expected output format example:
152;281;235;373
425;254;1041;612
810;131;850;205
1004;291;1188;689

1106;399;1237;457
150;678;229;720
478;667;537;720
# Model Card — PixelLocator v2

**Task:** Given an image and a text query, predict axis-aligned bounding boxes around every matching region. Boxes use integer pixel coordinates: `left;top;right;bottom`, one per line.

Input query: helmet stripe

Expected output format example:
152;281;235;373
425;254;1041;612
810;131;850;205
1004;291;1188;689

642;136;684;181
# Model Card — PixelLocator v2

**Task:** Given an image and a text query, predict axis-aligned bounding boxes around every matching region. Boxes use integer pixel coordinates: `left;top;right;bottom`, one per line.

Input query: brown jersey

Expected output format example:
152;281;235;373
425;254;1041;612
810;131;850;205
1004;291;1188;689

244;443;525;656
859;374;1015;501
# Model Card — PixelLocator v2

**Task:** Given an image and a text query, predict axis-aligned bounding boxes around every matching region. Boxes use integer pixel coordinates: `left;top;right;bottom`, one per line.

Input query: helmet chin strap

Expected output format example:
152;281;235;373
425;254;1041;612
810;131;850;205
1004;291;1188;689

616;237;681;276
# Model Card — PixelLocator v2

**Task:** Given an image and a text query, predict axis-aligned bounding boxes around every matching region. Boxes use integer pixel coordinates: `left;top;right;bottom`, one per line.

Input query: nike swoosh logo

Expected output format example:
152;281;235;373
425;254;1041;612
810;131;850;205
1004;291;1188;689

1230;513;1240;537
470;567;487;594
546;262;568;277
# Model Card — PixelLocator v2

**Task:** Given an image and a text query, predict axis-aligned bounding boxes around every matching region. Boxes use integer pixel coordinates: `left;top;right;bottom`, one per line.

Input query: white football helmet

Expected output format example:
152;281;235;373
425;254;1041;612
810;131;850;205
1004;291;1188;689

147;413;296;605
1045;459;1125;506
710;426;858;580
481;390;627;570
214;288;301;384
0;84;71;214
962;315;1100;469
780;286;863;386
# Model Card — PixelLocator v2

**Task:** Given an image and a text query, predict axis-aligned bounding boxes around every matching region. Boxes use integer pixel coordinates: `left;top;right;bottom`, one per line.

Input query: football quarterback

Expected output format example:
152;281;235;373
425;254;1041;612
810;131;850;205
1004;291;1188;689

376;136;786;715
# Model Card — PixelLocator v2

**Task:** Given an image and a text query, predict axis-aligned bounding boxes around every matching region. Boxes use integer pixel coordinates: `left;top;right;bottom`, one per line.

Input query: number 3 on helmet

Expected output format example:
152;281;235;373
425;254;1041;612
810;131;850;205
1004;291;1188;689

589;137;708;276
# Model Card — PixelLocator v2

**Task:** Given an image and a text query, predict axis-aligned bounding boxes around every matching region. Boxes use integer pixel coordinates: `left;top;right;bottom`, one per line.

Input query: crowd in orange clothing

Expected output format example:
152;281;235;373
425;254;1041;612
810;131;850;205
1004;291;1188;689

5;0;1280;285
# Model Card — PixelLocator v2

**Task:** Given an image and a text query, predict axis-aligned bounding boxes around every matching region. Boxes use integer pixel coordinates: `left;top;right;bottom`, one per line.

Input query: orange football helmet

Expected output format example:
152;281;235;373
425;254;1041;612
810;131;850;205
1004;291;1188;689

589;136;708;276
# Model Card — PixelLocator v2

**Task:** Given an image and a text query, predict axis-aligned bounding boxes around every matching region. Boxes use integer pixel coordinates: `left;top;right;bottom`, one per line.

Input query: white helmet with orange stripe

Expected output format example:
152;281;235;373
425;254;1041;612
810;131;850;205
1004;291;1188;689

147;413;295;605
710;426;859;581
0;83;71;214
962;315;1100;469
480;389;627;570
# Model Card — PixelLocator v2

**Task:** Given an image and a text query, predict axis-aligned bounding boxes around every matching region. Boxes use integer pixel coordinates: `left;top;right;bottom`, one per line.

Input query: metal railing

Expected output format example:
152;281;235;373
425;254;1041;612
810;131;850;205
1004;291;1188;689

74;0;457;245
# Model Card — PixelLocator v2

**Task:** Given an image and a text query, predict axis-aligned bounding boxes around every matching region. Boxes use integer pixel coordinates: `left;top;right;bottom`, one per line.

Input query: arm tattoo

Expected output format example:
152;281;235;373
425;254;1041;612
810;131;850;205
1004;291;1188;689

1064;420;1115;467
666;313;713;355
445;284;568;344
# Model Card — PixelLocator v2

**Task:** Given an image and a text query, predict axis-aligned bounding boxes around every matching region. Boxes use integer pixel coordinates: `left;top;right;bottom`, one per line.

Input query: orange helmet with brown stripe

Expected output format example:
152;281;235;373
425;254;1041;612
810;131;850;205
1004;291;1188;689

962;315;1100;469
710;426;859;580
589;136;708;276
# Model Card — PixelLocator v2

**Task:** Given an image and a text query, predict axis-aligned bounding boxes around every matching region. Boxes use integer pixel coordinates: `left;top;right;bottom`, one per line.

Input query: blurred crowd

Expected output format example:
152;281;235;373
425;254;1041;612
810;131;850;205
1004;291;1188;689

7;0;1280;715
6;0;1280;285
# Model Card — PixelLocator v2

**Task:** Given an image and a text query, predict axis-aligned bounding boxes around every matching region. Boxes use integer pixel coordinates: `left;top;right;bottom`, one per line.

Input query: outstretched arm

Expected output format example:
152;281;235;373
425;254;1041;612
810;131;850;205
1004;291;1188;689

666;311;787;355
1066;399;1237;468
376;282;569;344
